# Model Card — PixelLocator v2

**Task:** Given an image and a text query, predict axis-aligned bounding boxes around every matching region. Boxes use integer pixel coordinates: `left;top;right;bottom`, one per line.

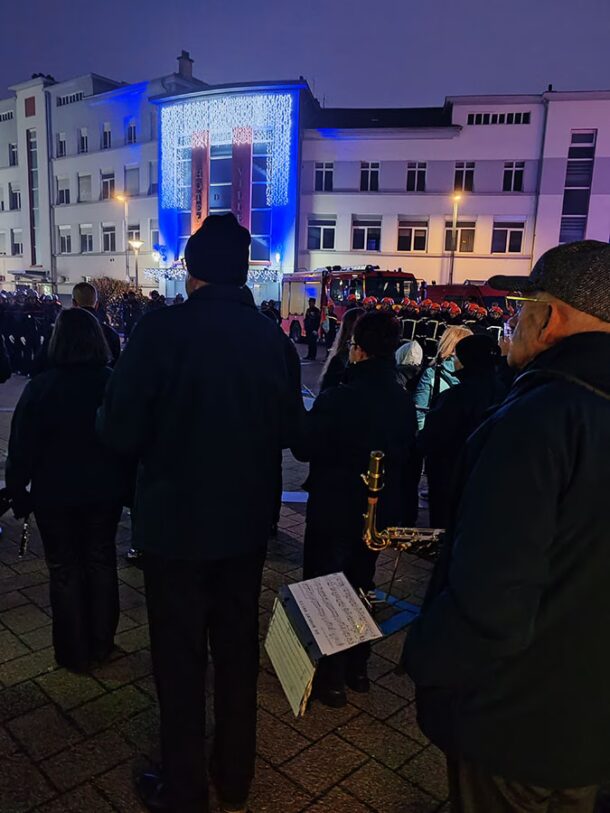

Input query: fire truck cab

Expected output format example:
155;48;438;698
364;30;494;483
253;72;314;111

281;265;419;342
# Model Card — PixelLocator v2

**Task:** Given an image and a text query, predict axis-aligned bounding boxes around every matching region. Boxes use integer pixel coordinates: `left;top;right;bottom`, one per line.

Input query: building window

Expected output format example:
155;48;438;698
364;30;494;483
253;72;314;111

125;166;140;197
8;143;17;166
56;133;67;158
102;123;112;150
503;161;525;192
360;162;380;192
8;183;21;210
250;141;272;261
24;97;35;117
454;162;475;192
491;221;525;253
80;225;93;253
126;120;137;145
352;218;381;251
26;129;39;265
467;110;532;126
78;127;88;154
57;91;83;107
0;111;14;122
559;216;587;243
560;131;596;243
0;232;6;254
149;160;158;194
127;224;141;243
307;218;336;250
150;219;159;249
397;220;428;252
314;162;333;192
101;172;115;200
56;178;70;205
406;162;426;192
209;142;232;214
78;174;92;202
102;225;116;252
58;226;72;254
444;221;476;253
11;229;23;256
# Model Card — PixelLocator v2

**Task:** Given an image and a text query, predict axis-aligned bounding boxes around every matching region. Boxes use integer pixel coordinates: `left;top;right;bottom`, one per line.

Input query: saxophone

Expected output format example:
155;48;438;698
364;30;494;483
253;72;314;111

361;451;443;561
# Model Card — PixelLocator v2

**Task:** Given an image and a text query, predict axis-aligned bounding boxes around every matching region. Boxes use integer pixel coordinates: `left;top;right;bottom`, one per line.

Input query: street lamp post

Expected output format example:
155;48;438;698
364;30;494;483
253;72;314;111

129;239;144;290
114;194;130;282
449;193;461;285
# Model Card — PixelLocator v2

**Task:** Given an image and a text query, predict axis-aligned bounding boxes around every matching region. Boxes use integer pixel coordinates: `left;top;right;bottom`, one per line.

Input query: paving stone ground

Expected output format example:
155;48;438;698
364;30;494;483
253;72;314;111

0;366;449;812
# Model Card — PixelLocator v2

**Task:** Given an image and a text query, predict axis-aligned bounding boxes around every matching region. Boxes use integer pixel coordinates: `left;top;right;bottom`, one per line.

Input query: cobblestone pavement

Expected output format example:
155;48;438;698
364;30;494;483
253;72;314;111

0;368;450;812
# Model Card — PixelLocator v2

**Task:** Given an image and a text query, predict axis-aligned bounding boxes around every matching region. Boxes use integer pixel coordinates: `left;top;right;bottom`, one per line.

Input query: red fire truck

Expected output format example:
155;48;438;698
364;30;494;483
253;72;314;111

425;280;509;311
281;265;419;342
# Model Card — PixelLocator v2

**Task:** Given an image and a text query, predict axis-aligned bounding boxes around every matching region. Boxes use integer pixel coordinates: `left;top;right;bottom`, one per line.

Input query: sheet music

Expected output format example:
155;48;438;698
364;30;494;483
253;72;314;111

265;599;316;717
287;573;382;657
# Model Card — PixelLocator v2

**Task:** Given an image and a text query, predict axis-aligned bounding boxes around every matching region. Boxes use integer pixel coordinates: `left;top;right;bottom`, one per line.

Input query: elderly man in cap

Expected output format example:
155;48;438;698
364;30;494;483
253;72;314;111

98;214;300;813
402;241;610;812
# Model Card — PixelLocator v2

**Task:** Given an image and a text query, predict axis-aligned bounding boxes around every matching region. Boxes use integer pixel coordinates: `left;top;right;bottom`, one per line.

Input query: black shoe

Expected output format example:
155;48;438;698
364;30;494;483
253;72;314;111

346;673;370;693
313;684;347;708
136;771;171;812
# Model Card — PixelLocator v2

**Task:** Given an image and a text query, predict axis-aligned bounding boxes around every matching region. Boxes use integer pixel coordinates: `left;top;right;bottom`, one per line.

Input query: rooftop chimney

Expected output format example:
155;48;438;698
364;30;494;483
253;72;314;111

177;50;194;79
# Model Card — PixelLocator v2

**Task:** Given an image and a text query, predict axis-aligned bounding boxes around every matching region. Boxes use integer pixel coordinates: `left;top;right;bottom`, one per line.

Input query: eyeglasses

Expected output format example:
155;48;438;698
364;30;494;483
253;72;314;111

348;340;357;348
506;294;548;314
505;294;546;303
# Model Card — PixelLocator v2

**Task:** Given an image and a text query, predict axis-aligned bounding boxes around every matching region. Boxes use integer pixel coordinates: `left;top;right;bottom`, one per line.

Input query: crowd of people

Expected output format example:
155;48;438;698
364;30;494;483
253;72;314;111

2;214;610;813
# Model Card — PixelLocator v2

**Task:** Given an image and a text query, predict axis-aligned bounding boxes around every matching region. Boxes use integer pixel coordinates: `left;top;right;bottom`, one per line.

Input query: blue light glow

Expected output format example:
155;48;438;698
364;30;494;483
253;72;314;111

157;87;300;271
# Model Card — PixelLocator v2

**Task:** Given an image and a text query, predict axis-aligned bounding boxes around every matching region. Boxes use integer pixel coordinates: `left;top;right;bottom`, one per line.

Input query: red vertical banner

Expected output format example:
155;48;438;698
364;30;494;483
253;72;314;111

232;127;253;231
191;131;209;235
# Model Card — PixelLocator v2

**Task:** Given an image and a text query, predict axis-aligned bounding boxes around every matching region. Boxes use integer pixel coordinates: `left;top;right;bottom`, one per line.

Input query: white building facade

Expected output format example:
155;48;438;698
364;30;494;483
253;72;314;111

0;63;609;295
300;91;610;284
0;52;204;294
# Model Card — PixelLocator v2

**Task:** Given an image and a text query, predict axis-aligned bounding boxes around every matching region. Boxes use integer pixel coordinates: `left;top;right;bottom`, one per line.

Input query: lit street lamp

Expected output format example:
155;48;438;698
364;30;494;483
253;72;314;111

114;193;130;282
129;239;144;290
449;193;461;285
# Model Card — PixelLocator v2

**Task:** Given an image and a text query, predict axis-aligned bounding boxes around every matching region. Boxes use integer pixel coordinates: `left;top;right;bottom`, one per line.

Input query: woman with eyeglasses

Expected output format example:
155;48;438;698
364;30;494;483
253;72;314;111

293;310;418;708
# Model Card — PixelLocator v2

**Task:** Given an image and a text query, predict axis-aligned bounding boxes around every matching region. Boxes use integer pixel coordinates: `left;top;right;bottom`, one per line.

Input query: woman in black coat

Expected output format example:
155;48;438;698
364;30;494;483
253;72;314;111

294;310;418;707
6;309;132;672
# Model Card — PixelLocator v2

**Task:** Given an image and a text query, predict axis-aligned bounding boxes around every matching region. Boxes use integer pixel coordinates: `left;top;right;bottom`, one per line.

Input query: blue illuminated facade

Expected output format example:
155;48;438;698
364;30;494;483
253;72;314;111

155;81;306;280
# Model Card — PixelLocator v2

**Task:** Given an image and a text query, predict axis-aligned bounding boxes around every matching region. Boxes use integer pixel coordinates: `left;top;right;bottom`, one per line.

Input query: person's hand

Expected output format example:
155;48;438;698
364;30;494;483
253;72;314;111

499;335;511;357
11;490;32;520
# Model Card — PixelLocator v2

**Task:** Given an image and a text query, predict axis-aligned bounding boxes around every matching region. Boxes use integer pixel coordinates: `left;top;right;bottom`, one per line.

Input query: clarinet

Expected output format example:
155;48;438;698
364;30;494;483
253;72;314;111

19;517;31;559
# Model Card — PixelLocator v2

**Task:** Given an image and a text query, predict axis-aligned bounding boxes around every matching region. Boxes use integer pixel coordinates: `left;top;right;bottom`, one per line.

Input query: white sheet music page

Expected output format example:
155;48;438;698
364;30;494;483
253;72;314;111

287;572;382;657
264;599;316;717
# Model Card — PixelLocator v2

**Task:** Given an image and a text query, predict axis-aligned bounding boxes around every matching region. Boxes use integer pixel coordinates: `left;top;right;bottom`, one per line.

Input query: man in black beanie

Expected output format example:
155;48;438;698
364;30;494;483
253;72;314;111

98;213;301;813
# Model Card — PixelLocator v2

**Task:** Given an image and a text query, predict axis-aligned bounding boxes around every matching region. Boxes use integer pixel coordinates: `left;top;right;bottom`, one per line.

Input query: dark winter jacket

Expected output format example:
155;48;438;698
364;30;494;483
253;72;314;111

97;284;301;561
402;332;610;788
419;365;510;528
6;364;132;511
304;306;321;333
319;349;349;392
294;357;419;546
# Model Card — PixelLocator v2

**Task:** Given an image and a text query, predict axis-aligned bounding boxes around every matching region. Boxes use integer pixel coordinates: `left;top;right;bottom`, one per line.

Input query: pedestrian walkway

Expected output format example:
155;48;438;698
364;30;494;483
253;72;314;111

0;374;450;812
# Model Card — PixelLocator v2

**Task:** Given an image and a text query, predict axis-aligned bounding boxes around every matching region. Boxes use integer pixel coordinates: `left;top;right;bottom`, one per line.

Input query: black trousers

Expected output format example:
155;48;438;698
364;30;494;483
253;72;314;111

448;758;598;813
305;330;318;360
143;548;266;813
35;503;122;670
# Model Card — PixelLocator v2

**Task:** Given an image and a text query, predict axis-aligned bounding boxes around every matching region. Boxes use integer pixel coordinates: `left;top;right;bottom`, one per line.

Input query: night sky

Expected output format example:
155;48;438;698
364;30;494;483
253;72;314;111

3;0;610;106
